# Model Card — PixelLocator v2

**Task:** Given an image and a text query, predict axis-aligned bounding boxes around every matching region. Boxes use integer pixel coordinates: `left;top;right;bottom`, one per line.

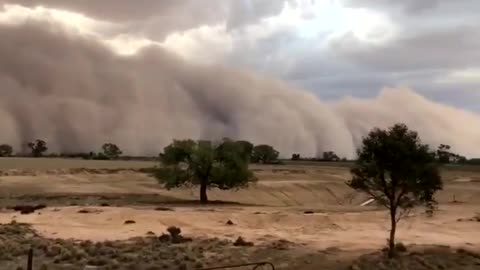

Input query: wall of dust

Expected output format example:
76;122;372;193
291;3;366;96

1;20;480;158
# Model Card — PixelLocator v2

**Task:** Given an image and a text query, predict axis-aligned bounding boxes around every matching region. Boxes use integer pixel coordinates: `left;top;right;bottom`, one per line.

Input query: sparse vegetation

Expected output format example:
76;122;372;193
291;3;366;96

0;222;271;269
0;135;479;269
347;123;443;258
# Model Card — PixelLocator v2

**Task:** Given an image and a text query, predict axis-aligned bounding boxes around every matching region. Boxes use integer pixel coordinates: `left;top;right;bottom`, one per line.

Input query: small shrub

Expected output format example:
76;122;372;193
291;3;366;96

395;242;407;253
155;207;174;211
158;233;171;243
233;237;254;247
167;226;181;237
87;256;109;266
124;220;136;224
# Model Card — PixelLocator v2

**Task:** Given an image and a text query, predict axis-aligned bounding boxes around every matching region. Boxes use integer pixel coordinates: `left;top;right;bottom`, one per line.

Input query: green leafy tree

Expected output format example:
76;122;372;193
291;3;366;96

436;144;453;164
251;144;279;164
27;140;48;157
347;123;442;258
291;153;301;161
154;139;256;204
0;144;13;157
235;140;254;159
101;143;122;160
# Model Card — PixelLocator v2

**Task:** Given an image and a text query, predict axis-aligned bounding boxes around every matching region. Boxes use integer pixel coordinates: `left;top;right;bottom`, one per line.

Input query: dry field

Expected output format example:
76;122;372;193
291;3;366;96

0;158;479;269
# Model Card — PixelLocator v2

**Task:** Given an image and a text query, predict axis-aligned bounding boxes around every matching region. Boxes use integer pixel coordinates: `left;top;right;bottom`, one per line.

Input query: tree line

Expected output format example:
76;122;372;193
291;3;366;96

292;144;471;165
0;139;282;163
0;140;123;160
291;151;348;162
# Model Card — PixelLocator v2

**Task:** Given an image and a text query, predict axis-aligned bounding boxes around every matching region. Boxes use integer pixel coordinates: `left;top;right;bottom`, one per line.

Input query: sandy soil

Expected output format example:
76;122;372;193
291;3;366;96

0;163;479;269
1;204;478;251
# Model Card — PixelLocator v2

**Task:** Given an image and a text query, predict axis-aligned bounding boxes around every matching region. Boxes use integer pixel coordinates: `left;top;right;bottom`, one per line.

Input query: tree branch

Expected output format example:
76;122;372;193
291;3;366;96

396;207;412;224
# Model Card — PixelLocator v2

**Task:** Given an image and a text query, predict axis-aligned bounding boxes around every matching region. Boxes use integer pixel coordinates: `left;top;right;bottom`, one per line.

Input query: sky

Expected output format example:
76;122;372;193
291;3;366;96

0;0;479;157
1;0;477;110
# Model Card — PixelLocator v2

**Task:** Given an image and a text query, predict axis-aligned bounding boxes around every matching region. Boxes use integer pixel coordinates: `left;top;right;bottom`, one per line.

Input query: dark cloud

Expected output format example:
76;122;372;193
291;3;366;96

329;26;480;72
0;0;291;39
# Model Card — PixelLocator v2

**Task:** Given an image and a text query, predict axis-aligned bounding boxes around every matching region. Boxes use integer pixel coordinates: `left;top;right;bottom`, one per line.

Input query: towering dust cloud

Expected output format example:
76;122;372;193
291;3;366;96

0;20;479;158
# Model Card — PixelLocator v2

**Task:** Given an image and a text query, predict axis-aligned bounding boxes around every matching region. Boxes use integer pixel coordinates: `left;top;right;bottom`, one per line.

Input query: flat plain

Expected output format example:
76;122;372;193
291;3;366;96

0;158;479;269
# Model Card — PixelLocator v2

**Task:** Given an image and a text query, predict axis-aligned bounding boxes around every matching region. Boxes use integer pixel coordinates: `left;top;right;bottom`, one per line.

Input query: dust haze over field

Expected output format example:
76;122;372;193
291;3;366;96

1;5;480;158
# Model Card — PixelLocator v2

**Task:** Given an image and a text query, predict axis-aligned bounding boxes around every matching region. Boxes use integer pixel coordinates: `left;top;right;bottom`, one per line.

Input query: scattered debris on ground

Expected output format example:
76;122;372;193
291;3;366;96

457;214;480;222
268;239;294;250
226;220;235;225
7;204;46;215
77;208;103;214
154;207;174;211
123;220;136;224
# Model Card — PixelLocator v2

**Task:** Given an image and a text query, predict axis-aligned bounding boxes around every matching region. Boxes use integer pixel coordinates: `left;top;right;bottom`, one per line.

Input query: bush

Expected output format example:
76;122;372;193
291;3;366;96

0;144;13;157
167;226;181;238
233;237;254;247
92;152;110;160
395;242;407;253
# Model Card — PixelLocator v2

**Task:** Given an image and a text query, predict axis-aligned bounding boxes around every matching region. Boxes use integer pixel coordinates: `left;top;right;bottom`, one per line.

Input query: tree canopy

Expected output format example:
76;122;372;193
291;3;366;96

347;123;442;257
27;140;48;157
251;144;279;164
101;143;123;160
154;138;256;204
0;144;13;157
435;144;466;164
322;151;340;162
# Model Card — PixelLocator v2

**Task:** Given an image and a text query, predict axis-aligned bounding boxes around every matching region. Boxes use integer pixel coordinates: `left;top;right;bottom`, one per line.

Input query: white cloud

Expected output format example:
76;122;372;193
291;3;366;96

104;34;162;55
161;24;234;63
0;4;116;35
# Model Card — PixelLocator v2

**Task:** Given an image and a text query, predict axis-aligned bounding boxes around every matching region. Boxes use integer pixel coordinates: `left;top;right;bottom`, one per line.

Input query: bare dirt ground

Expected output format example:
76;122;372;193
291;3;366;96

0;160;479;269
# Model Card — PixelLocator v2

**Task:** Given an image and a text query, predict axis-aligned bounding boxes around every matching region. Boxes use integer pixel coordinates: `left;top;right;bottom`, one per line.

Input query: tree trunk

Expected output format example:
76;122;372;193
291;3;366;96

200;181;208;204
388;208;397;258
